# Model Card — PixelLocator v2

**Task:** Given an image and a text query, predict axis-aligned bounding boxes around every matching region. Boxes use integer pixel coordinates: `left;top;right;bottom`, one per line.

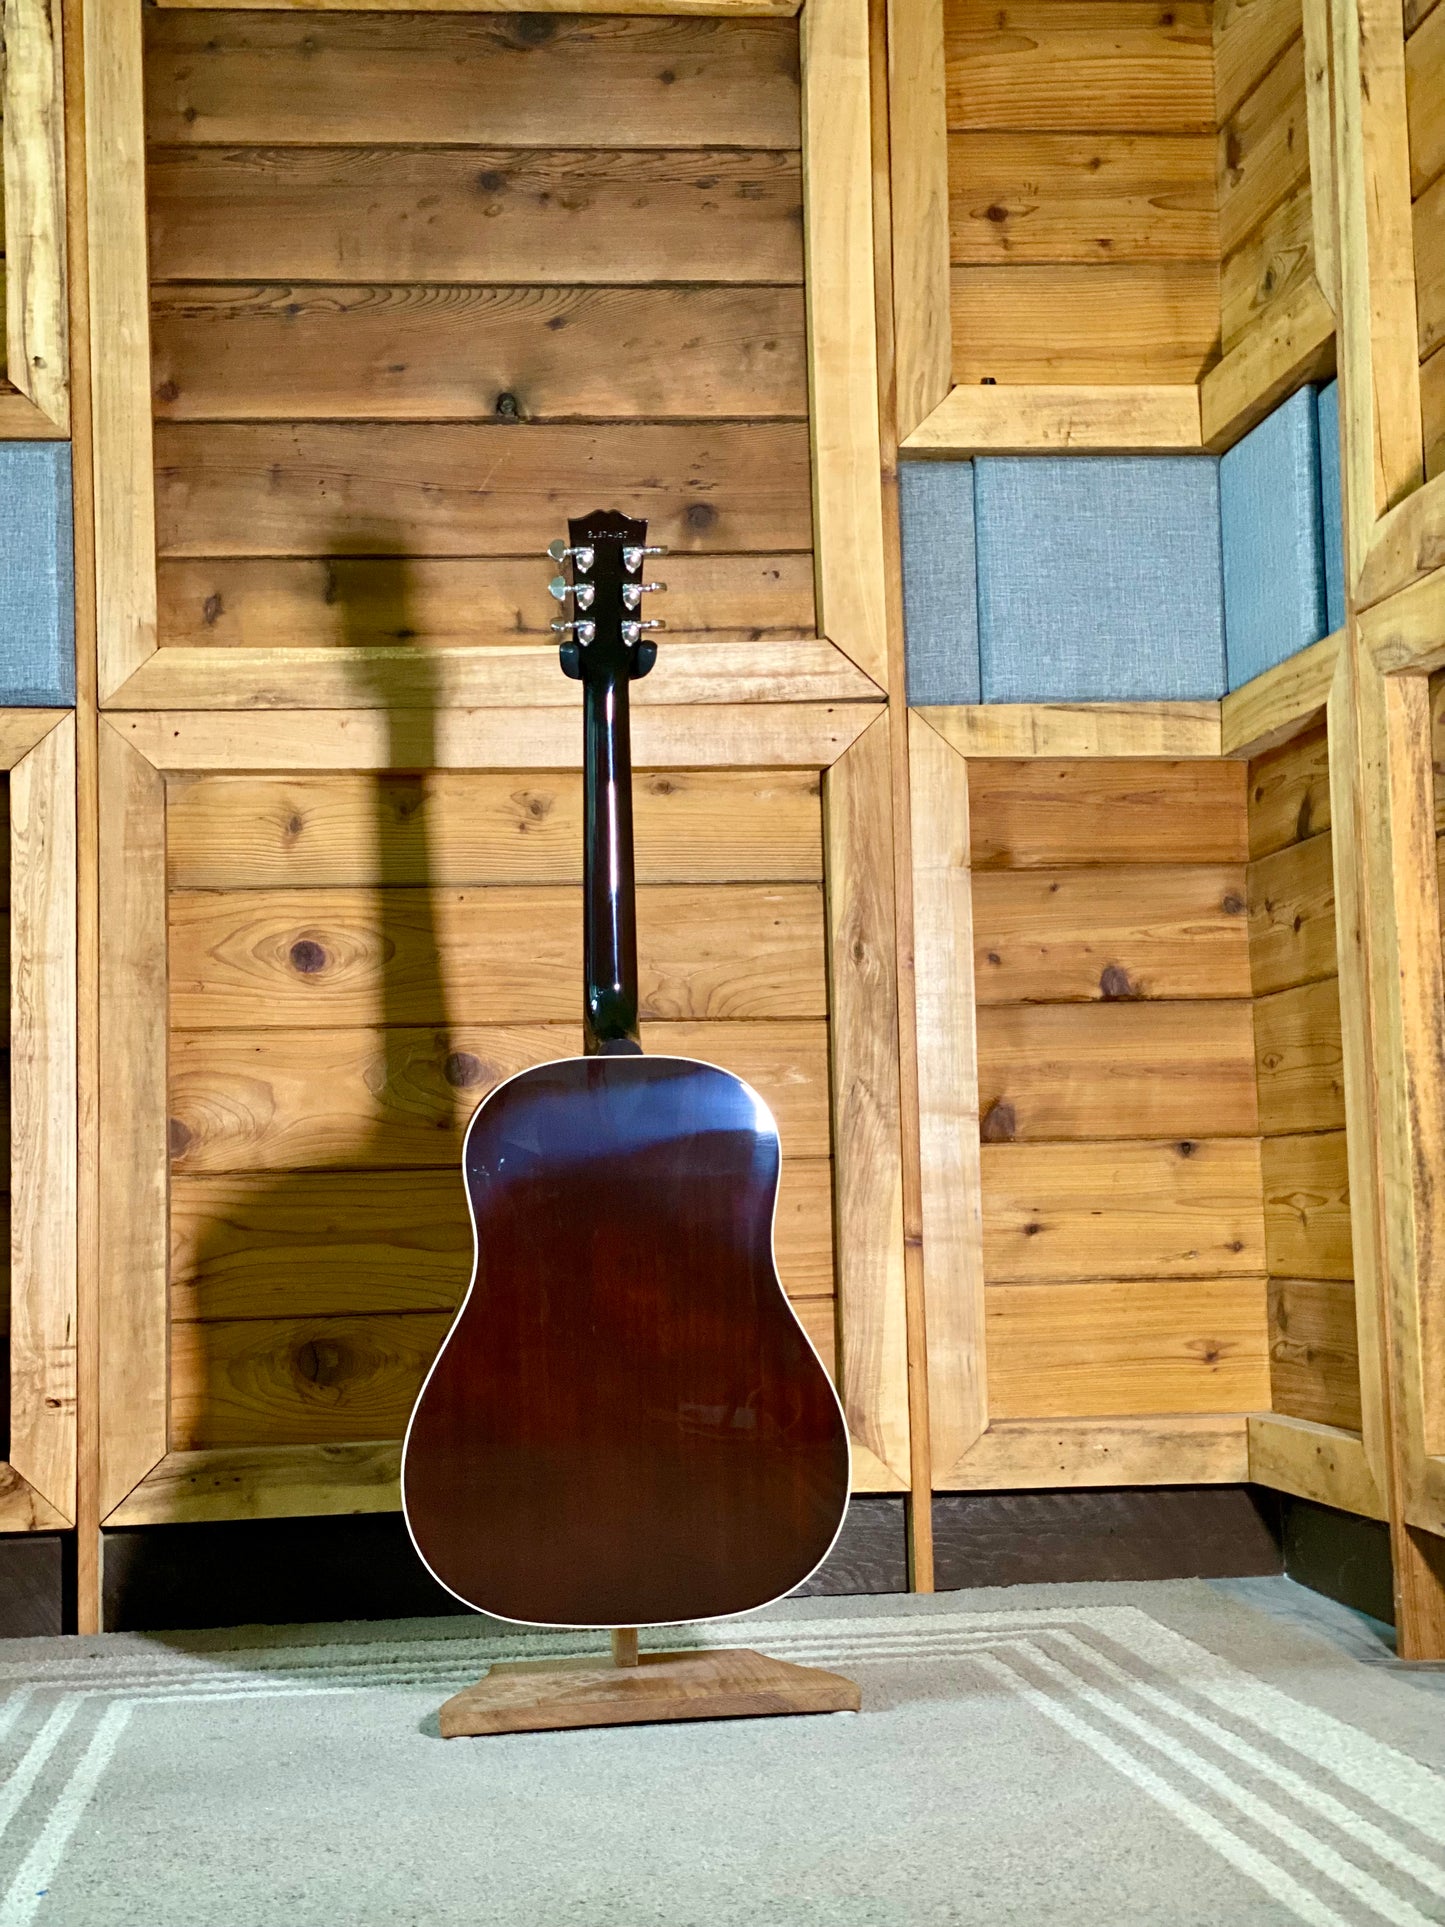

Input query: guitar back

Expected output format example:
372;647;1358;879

402;1053;850;1626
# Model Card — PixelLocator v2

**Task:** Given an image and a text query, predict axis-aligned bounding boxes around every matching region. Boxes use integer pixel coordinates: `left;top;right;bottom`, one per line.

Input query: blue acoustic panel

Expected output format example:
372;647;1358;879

0;443;74;705
973;456;1225;703
1221;386;1327;691
899;459;980;705
1317;379;1345;633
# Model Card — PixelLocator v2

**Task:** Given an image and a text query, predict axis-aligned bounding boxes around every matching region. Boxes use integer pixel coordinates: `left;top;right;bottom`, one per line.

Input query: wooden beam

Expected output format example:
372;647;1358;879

1220;629;1341;758
83;0;158;699
96;723;170;1519
1358;564;1445;675
802;0;890;688
0;1464;70;1532
902;384;1202;455
0;711;72;770
1302;0;1339;313
153;0;802;13
1332;0;1423;585
1246;1415;1385;1517
0;390;69;438
6;716;78;1524
109;703;880;775
3;0;70;430
886;0;951;440
822;714;911;1487
919;702;1223;759
907;714;986;1479
1199;274;1336;454
935;1416;1250;1491
1356;470;1445;612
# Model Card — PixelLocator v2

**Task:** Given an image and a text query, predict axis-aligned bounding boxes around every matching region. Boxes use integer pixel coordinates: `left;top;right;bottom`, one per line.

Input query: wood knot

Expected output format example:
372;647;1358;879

168;1117;194;1159
509;14;556;45
445;1051;485;1089
476;170;508;195
985;203;1009;223
1221;893;1245;916
156;380;180;404
495;392;521;420
980;1099;1017;1143
685;501;718;532
295;1338;346;1389
1099;963;1139;1000
1176;1140;1196;1157
202;592;223;627
1295;796;1315;841
289;939;327;974
1022;1220;1043;1237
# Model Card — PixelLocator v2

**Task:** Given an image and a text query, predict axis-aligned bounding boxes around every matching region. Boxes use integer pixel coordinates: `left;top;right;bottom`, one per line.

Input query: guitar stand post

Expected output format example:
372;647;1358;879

438;1626;861;1738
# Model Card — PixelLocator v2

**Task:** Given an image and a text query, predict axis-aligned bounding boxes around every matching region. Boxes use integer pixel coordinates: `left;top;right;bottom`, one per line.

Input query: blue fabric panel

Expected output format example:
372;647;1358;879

1220;387;1327;691
1317;379;1345;633
0;443;74;705
973;456;1225;703
900;460;980;704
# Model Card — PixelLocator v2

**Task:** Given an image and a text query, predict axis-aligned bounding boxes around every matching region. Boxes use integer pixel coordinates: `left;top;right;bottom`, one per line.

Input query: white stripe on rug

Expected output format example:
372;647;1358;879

0;1705;131;1927
0;1703;79;1851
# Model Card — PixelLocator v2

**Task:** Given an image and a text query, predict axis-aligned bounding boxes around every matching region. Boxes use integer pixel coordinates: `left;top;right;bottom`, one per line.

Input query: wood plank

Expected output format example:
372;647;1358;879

1220;178;1317;354
1198;271;1336;452
801;0;890;689
971;864;1250;1003
951;263;1222;384
1218;35;1310;258
167;882;827;1028
3;0;69;430
1246;719;1332;857
975;1000;1259;1141
908;716;987;1475
1247;829;1338;994
1214;0;1303;125
146;149;805;287
0;711;71;771
97;726;169;1517
143;13;802;148
1425;345;1445;480
981;1139;1267;1283
1268;1276;1363;1430
1253;976;1348;1133
1406;0;1445;199
151;0;802;15
939;1413;1249;1488
966;759;1248;867
109;703;878;775
888;0;952;440
944;1;1215;133
5;718;76;1519
149;285;808;423
155;555;818;654
1246;1412;1385;1517
170;1159;836;1321
0;1465;69;1533
822;717;910;1484
1262;1129;1354;1279
1302;0;1338;311
153;422;815;560
1408;0;1444;34
1222;630;1338;760
164;769;824;890
922;703;1225;760
1355;471;1445;613
902;383;1202;453
1416;174;1445;363
984;1277;1271;1419
947;131;1217;264
169;1020;834;1174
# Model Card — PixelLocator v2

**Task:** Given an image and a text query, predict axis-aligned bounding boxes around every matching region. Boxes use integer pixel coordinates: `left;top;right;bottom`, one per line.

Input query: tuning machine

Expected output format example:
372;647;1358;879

547;538;595;574
622;544;667;573
621;581;665;611
549;573;595;611
551;618;596;645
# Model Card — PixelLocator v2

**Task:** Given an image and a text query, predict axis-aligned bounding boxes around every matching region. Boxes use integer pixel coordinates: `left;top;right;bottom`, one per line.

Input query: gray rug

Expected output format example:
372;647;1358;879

1;1580;1443;1927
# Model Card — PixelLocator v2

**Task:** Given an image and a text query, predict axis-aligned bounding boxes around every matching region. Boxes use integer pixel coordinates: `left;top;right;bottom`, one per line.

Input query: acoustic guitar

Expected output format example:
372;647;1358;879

402;510;851;1628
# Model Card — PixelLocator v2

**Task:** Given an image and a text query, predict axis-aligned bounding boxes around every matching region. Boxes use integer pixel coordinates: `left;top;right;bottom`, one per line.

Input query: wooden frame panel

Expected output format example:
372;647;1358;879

0;0;71;437
0;711;78;1532
96;703;910;1524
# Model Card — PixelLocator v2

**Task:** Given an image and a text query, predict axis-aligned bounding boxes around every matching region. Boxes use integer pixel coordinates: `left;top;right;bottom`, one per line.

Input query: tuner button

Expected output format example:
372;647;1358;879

546;539;567;563
548;575;569;602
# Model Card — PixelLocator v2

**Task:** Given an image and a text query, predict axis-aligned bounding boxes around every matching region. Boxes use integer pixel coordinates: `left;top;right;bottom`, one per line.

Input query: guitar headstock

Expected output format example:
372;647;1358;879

546;510;666;684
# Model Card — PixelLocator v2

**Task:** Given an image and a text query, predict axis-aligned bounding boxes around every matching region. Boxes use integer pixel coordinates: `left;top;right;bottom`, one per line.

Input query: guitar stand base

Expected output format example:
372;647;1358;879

438;1640;861;1738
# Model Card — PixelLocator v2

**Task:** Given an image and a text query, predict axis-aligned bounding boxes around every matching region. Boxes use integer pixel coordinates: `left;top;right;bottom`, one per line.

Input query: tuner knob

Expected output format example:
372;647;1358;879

621;619;665;646
623;545;668;572
551;618;595;645
621;581;666;610
545;539;595;573
549;575;594;609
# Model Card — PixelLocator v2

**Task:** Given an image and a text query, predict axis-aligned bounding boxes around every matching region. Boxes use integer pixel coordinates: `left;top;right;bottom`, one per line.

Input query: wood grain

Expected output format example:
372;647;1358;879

1247;830;1339;994
1268;1276;1363;1429
146;149;805;287
1217;34;1310;257
1246;721;1332;858
164;769;823;890
1406;0;1445;199
1416;175;1445;363
1215;0;1305;124
167;882;827;1027
947;131;1217;264
951;263;1222;383
153;422;815;559
945;2;1215;133
970;864;1250;1003
967;759;1248;867
902;383;1203;453
984;1277;1271;1419
1262;1129;1354;1279
1221;629;1338;758
924;703;1224;760
3;0;69;430
1253;977;1348;1134
1198;269;1336;452
1247;1413;1383;1516
1425;347;1445;479
1220;178;1316;353
169;1020;834;1173
975;1001;1259;1141
887;0;952;438
169;1159;837;1320
143;12;803;149
149;285;808;423
156;555;817;654
981;1139;1266;1282
939;1413;1249;1489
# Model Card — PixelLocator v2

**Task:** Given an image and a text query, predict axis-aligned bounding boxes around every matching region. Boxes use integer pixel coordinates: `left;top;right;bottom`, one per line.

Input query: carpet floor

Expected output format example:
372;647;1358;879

0;1578;1442;1927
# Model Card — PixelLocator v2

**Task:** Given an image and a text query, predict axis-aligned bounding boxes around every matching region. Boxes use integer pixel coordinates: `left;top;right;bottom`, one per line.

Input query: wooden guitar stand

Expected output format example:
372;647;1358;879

439;1628;861;1738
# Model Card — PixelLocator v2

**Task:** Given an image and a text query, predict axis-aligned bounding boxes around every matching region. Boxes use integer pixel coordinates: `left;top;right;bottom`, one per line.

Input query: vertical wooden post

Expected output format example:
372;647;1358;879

610;1629;640;1669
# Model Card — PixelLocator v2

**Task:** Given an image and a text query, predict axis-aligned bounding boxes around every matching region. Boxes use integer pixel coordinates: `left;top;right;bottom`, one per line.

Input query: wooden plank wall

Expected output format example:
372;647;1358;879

942;0;1221;385
165;768;840;1451
968;758;1270;1421
0;784;10;1459
143;11;817;657
1407;0;1445;476
1246;721;1360;1429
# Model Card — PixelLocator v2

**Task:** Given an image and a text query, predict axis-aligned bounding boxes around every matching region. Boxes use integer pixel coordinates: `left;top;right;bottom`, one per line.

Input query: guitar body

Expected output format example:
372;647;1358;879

402;1053;850;1626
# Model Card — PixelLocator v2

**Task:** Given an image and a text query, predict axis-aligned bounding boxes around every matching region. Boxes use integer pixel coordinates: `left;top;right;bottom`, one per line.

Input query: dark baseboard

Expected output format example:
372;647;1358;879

0;1533;69;1636
1280;1495;1395;1626
931;1485;1284;1590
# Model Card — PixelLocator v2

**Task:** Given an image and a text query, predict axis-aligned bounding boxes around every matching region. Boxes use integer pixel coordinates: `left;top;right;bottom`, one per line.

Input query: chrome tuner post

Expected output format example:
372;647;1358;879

621;619;665;646
551;618;596;645
621;581;665;611
546;538;595;573
549;574;595;609
622;545;667;572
